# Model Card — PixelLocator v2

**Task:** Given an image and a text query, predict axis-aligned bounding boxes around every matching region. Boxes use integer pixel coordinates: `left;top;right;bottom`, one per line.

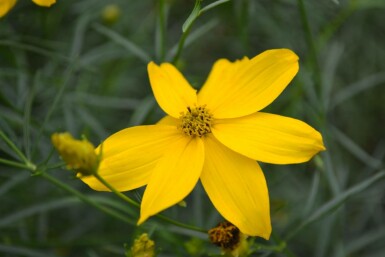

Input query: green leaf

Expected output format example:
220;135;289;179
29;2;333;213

286;170;385;240
93;24;151;63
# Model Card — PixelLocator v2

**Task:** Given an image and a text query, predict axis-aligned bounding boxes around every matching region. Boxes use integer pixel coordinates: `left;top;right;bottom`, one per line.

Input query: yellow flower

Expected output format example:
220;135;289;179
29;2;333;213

81;49;325;239
0;0;55;18
51;132;98;176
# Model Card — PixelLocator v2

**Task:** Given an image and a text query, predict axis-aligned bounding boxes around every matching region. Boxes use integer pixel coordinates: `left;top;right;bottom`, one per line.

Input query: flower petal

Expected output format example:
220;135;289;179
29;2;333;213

138;136;204;224
32;0;56;7
81;125;180;191
197;49;299;118
157;115;179;126
212;112;325;164
0;0;17;17
148;62;197;118
201;135;271;238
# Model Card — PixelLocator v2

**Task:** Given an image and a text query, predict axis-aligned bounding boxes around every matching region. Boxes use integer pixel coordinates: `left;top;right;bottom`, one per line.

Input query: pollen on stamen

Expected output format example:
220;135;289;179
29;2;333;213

178;105;213;137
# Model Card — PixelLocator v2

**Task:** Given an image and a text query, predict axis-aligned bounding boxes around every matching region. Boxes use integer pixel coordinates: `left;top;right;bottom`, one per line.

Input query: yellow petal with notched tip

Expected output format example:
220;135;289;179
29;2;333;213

212;112;325;164
81;125;181;191
198;49;298;118
138;136;204;224
148;62;197;118
201;135;271;238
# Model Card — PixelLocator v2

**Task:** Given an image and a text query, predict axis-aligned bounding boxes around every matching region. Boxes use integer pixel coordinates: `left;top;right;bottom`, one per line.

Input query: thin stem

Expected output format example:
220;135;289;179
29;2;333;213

0;158;33;170
172;25;192;65
39;172;133;225
93;172;207;233
0;130;30;165
93;173;139;207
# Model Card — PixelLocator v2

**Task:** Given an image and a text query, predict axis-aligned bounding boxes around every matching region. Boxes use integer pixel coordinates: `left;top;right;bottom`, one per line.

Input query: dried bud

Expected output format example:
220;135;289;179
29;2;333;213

208;221;249;257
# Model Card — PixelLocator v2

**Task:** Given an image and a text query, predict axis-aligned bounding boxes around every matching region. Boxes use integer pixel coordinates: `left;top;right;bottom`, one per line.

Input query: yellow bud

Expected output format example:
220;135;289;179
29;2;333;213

51;132;98;176
129;233;155;257
102;4;121;25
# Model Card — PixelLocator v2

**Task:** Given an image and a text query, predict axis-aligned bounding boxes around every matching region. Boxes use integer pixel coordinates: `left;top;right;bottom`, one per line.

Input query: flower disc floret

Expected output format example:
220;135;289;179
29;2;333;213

178;105;213;137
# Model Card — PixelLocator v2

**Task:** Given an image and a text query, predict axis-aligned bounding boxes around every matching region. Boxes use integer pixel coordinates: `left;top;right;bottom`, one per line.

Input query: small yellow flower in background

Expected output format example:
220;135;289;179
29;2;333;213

0;0;17;17
51;132;98;176
102;4;121;25
0;0;55;18
128;233;155;257
81;49;325;238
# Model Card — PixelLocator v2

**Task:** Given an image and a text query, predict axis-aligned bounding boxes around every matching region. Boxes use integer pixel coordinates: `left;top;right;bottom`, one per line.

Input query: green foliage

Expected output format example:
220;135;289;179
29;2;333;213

1;0;384;256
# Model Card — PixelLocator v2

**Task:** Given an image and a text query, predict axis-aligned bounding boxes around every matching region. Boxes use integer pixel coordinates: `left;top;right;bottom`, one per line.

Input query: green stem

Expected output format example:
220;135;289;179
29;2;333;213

0;130;30;165
93;173;139;207
172;25;192;65
0;158;32;170
93;172;207;233
297;0;322;90
39;172;133;225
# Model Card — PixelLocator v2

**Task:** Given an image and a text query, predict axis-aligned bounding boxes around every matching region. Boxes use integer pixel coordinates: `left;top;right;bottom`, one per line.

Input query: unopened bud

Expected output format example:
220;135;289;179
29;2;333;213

51;132;98;176
102;4;120;25
128;233;155;257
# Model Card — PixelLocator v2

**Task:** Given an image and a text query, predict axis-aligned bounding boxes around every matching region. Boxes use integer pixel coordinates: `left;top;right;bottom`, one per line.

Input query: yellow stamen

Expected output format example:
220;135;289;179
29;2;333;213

178;105;213;137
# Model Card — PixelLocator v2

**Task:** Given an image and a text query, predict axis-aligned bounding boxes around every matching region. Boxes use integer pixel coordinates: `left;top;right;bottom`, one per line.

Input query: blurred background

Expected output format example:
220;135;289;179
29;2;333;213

0;0;384;256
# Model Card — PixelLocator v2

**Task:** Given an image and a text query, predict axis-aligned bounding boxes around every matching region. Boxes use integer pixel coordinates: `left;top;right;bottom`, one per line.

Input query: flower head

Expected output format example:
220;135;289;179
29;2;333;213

81;49;325;238
51;132;99;176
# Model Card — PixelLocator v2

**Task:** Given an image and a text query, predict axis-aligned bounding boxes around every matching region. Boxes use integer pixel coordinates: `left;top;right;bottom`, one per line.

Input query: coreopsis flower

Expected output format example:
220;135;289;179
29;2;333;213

81;49;325;238
0;0;55;18
51;132;98;176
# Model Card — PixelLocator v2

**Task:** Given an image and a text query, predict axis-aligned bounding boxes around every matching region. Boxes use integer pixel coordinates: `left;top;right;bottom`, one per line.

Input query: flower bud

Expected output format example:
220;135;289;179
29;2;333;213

51;132;98;176
128;233;155;257
102;4;121;25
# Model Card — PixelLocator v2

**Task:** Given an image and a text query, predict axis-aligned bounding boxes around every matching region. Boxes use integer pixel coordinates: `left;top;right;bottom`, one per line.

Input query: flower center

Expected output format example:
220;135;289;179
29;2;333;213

179;105;213;137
